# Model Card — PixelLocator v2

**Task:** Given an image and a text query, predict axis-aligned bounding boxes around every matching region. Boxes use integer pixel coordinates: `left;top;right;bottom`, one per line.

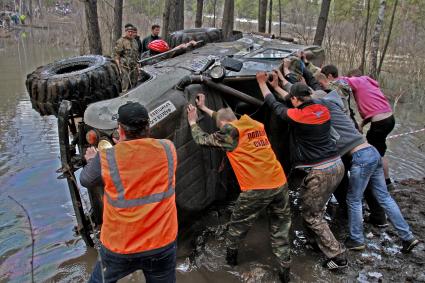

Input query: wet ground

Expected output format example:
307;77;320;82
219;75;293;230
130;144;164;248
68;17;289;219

0;30;425;282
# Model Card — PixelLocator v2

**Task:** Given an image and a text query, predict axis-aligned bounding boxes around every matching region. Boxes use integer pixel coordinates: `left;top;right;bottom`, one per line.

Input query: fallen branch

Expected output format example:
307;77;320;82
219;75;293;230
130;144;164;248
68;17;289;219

8;196;35;283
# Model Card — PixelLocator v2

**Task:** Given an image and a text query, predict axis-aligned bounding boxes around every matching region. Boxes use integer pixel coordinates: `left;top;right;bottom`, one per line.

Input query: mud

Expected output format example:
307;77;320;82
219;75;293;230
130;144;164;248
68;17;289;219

174;179;425;282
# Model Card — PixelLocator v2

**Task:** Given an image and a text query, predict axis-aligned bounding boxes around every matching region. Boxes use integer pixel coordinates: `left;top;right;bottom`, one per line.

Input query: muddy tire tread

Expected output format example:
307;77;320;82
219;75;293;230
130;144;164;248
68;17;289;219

26;55;121;117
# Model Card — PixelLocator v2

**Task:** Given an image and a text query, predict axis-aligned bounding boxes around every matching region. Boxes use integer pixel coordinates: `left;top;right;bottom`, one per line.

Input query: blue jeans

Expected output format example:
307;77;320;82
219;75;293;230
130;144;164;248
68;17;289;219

88;241;176;283
347;146;413;243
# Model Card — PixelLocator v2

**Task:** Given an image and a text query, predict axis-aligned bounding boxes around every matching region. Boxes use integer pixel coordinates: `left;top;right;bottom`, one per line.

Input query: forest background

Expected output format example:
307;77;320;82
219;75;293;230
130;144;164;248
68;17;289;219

2;0;425;101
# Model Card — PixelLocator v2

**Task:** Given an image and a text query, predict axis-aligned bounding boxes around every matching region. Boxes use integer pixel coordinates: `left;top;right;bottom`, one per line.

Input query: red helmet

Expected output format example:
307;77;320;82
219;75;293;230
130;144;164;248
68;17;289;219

148;39;170;53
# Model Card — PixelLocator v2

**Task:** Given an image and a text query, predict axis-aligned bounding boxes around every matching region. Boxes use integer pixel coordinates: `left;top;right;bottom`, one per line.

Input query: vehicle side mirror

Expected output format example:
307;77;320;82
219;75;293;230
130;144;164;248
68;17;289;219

221;57;243;72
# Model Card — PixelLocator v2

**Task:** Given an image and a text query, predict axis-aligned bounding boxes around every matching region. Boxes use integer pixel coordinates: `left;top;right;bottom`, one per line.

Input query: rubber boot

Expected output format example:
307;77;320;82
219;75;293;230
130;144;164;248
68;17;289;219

226;248;238;266
278;267;290;283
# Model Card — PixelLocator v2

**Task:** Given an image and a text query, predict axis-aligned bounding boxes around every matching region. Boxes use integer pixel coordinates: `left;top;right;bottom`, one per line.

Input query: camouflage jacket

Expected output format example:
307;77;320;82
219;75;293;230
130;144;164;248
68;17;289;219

113;36;140;68
328;79;354;115
190;112;239;151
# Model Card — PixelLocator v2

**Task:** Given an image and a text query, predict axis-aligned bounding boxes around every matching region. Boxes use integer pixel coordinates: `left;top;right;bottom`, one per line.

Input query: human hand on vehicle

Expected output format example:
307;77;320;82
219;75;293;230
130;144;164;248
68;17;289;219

187;104;198;126
256;71;268;85
196;93;206;110
268;71;279;89
85;146;98;161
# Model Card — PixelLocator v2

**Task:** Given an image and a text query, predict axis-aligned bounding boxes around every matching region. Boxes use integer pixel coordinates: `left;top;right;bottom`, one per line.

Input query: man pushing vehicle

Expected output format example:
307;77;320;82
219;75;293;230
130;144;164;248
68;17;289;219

187;94;291;283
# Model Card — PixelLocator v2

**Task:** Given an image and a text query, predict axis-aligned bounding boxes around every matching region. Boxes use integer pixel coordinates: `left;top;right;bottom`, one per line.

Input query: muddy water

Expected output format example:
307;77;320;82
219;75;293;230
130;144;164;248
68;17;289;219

0;31;424;283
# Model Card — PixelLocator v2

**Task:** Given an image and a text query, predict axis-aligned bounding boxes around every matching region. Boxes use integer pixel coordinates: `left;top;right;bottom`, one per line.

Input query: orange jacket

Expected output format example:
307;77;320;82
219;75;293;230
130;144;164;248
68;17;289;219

227;115;287;191
99;138;178;254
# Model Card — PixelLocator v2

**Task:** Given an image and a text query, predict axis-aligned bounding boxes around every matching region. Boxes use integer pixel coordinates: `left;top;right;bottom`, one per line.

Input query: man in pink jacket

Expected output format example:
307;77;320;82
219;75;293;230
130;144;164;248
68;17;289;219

321;66;395;190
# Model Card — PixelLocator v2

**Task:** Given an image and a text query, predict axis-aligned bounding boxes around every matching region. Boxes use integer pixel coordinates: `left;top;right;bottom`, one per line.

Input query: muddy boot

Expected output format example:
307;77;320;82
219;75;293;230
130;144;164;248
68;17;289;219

278;267;290;283
226;248;238;266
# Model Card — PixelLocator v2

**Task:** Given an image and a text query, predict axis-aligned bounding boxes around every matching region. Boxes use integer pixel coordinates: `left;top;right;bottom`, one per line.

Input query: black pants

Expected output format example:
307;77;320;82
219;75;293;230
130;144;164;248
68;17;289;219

333;154;386;222
366;115;395;157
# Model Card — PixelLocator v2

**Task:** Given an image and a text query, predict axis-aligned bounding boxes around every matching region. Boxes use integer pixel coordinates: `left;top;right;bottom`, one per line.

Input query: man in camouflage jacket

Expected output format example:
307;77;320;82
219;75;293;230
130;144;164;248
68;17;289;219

113;24;140;92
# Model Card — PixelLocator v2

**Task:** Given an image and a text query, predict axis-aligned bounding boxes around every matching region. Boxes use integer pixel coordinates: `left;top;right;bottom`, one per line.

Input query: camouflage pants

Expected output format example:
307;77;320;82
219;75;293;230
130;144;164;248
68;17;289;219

300;160;346;259
121;66;139;92
226;184;291;268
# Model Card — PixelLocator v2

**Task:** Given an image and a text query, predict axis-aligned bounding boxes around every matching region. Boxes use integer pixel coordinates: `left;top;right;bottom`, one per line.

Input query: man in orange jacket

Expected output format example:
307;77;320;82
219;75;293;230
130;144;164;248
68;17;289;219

187;94;291;283
80;102;178;283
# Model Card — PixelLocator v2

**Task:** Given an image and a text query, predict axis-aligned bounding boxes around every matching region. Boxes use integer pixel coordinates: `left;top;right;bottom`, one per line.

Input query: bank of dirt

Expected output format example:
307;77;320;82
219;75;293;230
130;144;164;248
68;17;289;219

176;178;425;282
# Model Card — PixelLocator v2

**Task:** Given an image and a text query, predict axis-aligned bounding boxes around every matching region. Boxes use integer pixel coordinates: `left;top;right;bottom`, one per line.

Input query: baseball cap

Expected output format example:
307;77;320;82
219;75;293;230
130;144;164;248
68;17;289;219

290;82;312;97
117;102;149;128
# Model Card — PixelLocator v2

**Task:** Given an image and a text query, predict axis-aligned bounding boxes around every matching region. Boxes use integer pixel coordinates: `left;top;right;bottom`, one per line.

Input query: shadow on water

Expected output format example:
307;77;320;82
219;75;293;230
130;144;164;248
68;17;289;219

0;29;424;282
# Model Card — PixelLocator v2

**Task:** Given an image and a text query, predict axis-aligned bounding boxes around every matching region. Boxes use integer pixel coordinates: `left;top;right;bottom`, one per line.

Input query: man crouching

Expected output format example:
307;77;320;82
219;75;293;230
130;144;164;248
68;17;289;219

187;94;291;283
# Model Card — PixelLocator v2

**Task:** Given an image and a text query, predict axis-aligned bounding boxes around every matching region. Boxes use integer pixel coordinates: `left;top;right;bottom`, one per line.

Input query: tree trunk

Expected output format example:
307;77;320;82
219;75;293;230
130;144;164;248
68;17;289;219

84;0;103;55
278;0;282;37
313;0;331;46
378;0;398;77
28;0;33;20
222;0;234;40
370;0;386;79
195;0;203;28
360;0;371;74
268;0;273;34
112;0;123;45
39;0;43;17
162;0;184;41
213;0;217;27
258;0;267;33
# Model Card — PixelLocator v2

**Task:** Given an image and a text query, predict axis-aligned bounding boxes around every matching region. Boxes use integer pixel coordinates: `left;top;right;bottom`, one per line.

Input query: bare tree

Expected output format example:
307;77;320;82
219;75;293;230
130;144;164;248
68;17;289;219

278;0;282;37
370;0;386;78
313;0;331;46
222;0;234;40
268;0;273;34
162;0;184;41
195;0;203;28
84;0;103;54
378;0;398;77
360;0;371;74
112;0;123;45
258;0;267;33
213;0;217;27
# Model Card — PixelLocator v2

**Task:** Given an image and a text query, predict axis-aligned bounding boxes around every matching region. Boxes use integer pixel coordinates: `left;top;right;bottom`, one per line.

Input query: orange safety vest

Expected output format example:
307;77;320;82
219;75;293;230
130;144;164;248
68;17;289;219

99;138;178;254
227;115;287;191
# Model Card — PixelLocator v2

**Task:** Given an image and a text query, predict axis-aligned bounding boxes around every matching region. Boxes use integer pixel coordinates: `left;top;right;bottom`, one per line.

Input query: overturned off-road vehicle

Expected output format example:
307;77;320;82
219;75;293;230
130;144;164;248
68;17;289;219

26;28;324;247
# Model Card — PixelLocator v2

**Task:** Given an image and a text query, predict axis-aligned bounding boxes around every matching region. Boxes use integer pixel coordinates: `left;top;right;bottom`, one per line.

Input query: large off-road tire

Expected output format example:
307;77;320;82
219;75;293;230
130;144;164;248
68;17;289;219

169;28;222;48
26;55;121;117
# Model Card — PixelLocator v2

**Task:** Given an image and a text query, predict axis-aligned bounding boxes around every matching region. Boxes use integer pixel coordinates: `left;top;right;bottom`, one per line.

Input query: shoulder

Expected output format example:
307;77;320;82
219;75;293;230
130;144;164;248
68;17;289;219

287;103;330;124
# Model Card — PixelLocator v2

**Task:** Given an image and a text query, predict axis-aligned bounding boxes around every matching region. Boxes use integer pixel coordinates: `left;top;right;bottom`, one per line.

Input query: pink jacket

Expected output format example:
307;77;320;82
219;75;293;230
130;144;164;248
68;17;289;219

341;76;392;120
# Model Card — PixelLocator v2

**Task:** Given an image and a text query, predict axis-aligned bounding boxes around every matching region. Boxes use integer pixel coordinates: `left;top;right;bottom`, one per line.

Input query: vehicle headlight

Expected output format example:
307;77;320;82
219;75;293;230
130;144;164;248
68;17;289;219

209;65;225;81
98;139;113;150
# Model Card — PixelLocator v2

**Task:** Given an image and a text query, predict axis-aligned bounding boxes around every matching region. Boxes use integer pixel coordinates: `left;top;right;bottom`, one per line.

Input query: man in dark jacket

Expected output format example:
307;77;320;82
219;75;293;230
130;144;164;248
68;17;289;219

257;73;347;270
141;24;161;53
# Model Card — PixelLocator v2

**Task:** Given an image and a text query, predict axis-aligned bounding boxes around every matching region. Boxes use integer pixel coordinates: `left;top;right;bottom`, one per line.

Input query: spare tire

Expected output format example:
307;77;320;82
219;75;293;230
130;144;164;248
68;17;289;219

169;27;222;48
26;55;121;117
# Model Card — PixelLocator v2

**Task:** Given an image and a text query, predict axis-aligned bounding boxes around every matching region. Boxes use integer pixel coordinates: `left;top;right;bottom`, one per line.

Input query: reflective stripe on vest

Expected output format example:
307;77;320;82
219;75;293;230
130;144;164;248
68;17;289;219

104;139;174;208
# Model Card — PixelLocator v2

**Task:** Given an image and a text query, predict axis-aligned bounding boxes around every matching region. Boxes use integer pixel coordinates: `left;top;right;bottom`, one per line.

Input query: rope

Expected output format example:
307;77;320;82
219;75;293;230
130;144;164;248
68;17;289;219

387;127;425;140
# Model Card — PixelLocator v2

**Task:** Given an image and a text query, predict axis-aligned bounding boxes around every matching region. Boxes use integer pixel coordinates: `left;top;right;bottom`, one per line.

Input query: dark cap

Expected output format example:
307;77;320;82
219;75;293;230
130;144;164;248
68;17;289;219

290;82;312;97
117;102;149;128
125;24;136;31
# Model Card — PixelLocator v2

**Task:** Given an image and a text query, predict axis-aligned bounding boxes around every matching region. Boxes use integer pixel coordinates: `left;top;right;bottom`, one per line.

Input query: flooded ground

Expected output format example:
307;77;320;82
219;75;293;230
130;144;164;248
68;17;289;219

0;29;424;283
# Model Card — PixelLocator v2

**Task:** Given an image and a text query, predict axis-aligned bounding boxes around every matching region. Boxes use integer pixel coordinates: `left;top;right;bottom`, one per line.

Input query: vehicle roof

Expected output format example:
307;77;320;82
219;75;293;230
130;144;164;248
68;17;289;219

84;34;322;130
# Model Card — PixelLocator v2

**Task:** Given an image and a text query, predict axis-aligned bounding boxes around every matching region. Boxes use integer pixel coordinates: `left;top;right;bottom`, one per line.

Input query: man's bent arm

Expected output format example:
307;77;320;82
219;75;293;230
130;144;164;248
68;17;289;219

264;94;291;121
80;153;104;188
190;124;238;151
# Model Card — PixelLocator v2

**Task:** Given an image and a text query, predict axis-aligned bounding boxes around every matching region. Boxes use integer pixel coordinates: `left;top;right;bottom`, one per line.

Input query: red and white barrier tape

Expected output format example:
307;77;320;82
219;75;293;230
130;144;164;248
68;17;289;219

387;127;425;140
